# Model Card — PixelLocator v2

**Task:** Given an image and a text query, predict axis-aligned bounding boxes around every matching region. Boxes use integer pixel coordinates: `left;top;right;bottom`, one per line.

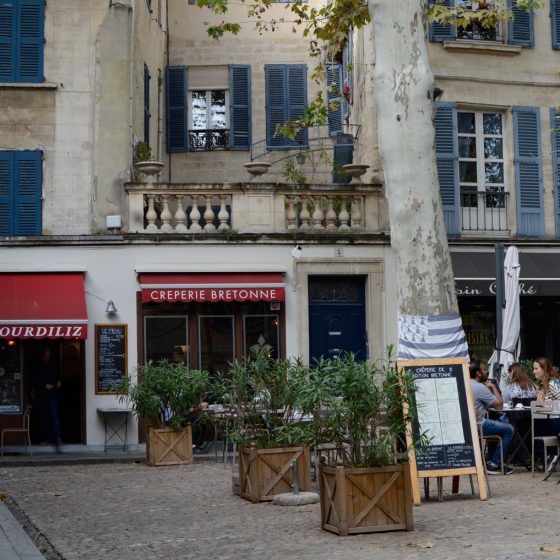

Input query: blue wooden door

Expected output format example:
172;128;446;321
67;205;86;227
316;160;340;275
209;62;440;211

308;276;367;362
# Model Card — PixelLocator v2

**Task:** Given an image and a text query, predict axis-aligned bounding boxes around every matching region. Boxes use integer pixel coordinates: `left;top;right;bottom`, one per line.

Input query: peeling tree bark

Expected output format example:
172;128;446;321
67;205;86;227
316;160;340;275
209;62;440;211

369;0;468;359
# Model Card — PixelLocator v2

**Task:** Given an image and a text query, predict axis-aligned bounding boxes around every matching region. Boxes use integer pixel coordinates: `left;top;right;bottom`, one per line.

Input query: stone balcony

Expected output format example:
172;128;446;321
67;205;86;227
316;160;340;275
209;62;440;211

125;181;387;235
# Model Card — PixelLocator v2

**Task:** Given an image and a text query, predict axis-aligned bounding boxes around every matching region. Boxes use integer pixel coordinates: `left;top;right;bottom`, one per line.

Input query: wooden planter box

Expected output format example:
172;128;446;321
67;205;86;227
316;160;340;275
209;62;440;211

238;444;311;502
147;426;192;467
319;461;414;535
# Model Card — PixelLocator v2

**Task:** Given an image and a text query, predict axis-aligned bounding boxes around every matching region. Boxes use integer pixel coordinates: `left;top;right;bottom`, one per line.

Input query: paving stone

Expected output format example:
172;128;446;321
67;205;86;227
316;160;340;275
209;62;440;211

0;462;558;560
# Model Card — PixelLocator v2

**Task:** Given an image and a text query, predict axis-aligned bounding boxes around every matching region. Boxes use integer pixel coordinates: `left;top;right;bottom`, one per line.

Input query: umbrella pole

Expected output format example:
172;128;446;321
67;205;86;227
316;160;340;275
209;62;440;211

494;243;505;384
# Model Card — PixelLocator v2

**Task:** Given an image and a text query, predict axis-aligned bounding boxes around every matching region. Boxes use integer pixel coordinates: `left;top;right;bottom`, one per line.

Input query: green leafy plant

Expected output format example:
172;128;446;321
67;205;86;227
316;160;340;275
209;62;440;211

116;360;209;430
134;141;153;162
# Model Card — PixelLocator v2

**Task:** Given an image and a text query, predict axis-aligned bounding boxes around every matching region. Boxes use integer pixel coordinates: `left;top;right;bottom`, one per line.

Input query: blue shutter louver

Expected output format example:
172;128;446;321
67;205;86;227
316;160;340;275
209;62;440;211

0;152;13;235
507;0;534;46
229;65;251;150
435;101;459;235
14;151;41;235
513;106;543;236
326;65;343;136
265;65;287;148
288;65;308;147
552;0;560;49
17;0;44;82
0;2;16;82
551;108;560;236
342;35;351;119
166;66;188;152
429;0;456;42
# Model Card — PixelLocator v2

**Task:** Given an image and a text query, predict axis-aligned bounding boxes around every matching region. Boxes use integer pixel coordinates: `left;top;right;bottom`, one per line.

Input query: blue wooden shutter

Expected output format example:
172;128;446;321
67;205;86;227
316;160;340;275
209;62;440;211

333;132;353;184
265;65;287;148
0;151;13;235
552;108;560;235
513;106;543;236
435;101;459;235
14;151;41;234
0;1;16;82
507;0;534;46
326;65;342;136
144;64;151;145
552;0;560;49
288;65;308;147
429;0;456;42
166;66;188;152
17;0;44;83
229;65;251;150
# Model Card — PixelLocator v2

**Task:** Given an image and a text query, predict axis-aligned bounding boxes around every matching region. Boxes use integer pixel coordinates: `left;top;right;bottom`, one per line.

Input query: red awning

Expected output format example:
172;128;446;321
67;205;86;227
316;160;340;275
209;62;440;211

0;273;88;339
140;272;285;303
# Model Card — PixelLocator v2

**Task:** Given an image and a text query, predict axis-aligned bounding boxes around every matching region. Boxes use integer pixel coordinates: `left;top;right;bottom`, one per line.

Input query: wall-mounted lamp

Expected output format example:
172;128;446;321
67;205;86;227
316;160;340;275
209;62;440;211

105;300;118;314
433;87;444;102
291;245;303;260
86;291;118;315
296;151;306;165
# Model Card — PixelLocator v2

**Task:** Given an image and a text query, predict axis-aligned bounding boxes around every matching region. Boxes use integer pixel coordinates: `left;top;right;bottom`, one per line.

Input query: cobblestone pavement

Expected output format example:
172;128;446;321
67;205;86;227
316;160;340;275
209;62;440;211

1;462;560;560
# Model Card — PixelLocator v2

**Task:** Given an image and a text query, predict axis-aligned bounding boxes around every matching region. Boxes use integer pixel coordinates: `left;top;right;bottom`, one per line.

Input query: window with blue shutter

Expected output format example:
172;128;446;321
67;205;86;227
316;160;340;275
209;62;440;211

550;108;560;236
326;65;343;136
342;33;352;119
435;102;460;235
513;106;543;236
144;64;151;145
507;0;534;46
229;65;251;150
265;64;308;149
166;66;188;152
429;0;456;42
333;132;353;184
0;150;42;235
0;0;44;83
552;0;560;49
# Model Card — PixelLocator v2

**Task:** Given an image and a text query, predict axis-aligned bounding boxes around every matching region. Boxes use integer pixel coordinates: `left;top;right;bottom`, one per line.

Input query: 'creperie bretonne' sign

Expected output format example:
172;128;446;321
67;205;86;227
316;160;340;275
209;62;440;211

142;287;285;303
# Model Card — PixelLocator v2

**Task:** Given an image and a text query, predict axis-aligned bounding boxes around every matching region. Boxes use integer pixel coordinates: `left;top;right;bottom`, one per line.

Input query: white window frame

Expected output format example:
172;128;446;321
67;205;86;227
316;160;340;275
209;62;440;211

188;89;230;130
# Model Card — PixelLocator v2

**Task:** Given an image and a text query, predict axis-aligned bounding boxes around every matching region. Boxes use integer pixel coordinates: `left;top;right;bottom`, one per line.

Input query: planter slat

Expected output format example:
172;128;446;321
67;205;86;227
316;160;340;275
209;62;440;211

319;462;414;535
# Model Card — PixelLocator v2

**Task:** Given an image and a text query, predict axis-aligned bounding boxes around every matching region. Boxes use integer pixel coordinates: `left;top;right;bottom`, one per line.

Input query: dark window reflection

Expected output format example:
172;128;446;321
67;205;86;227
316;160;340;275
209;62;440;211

145;317;188;365
243;315;280;358
199;316;234;377
460;161;478;182
459;137;477;158
458;112;475;134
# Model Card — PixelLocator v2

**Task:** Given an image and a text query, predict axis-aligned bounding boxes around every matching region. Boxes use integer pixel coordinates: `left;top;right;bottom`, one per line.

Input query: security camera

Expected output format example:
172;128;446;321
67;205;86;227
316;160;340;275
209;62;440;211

291;245;303;260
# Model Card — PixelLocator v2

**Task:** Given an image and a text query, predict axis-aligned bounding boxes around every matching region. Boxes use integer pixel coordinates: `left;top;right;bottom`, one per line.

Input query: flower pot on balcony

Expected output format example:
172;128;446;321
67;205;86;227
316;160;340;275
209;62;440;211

134;160;165;180
243;162;271;180
342;164;369;184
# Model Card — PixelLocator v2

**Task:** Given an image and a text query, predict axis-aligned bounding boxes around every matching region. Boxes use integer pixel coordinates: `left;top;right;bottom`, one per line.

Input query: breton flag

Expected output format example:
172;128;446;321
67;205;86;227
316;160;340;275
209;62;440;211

398;312;469;360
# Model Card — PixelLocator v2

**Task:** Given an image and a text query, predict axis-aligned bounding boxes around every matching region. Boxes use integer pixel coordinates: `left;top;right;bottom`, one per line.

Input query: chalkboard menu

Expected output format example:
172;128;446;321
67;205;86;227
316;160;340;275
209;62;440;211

399;358;487;504
95;324;127;394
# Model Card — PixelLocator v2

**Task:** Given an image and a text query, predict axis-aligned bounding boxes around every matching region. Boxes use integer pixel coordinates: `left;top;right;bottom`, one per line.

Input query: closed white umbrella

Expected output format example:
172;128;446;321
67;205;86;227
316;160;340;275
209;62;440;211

489;246;521;391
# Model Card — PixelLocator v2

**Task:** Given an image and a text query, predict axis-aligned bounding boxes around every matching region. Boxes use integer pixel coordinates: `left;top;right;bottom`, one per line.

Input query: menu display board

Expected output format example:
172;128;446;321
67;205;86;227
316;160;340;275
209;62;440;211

398;358;487;504
95;324;127;394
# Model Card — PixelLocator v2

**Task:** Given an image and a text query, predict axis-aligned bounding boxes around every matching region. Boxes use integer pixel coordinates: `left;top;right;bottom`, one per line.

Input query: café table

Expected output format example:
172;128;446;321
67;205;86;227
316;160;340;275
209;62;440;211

488;405;532;468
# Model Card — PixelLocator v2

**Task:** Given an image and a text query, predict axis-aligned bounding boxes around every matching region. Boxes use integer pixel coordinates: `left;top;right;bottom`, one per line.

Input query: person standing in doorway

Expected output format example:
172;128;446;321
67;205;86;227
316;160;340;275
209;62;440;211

35;347;62;449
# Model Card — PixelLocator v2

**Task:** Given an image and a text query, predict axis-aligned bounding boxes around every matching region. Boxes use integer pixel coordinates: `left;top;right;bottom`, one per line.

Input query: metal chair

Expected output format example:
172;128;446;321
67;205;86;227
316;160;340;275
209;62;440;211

530;400;560;477
1;405;33;457
480;413;505;473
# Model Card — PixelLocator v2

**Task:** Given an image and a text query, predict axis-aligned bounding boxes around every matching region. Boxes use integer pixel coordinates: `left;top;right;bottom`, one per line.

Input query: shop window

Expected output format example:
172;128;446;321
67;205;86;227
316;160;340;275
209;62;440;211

144;316;188;365
199;315;234;376
0;339;22;414
243;315;280;358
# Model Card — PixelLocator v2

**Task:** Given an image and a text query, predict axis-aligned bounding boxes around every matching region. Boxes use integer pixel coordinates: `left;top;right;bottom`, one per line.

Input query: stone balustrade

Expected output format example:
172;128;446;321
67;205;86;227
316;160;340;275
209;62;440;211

125;182;386;234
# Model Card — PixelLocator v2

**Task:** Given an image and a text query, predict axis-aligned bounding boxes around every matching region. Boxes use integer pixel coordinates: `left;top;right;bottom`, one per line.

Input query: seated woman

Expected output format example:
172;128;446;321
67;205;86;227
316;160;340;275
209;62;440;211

533;357;560;440
503;362;537;405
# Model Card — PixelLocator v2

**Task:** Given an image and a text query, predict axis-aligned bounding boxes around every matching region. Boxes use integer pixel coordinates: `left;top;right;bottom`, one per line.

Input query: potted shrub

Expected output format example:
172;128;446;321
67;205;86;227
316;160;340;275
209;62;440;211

213;345;314;503
304;349;424;535
133;141;164;179
116;360;209;466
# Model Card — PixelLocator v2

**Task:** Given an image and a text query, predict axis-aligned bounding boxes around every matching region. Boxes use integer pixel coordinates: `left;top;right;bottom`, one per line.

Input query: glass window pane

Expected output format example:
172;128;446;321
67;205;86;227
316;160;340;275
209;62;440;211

485;162;504;183
460;185;478;208
199;316;234;377
460;161;478;182
483;113;502;135
145;317;188;364
244;315;280;358
0;340;22;414
484;137;503;159
459;137;477;158
191;91;208;129
211;90;226;129
458;113;475;134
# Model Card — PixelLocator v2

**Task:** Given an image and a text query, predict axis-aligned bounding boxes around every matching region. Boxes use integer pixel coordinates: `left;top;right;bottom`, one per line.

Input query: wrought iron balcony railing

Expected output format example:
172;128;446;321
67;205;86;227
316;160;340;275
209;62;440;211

188;129;229;151
460;190;509;232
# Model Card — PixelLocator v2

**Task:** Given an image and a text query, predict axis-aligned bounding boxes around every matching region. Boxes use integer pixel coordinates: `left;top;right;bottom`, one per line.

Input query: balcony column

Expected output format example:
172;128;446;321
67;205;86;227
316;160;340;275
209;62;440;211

160;195;173;232
351;196;363;230
286;196;298;230
204;195;216;231
218;195;230;231
189;196;202;232
326;196;337;230
175;195;188;232
146;194;158;232
299;198;311;230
